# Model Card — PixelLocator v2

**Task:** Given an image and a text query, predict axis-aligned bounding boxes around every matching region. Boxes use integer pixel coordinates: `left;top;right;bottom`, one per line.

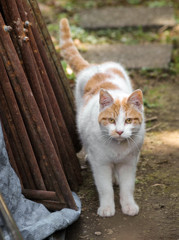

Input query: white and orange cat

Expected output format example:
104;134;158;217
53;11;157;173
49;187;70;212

60;19;145;217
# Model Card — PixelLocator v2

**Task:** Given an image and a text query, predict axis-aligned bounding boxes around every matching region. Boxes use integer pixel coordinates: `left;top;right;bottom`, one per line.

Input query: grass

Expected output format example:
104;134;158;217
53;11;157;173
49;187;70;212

146;0;173;7
61;60;76;81
39;0;178;9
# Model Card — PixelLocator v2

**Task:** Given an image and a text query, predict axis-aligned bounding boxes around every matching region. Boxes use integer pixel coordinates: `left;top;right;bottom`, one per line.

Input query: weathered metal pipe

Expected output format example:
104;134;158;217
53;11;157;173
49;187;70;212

0;11;55;192
0;82;35;189
21;0;82;186
0;10;77;210
22;189;58;201
15;0;80;190
0;55;46;190
35;200;67;212
24;0;82;153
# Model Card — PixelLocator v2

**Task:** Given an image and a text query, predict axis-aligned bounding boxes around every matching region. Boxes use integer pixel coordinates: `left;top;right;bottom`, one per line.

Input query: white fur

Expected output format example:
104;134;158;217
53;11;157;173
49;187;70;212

75;62;145;217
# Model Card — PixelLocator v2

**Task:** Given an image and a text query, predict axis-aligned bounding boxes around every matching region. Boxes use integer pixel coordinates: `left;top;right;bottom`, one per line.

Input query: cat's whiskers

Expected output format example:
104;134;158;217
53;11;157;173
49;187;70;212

128;136;140;152
103;136;113;145
108;135;113;145
126;138;132;149
99;132;109;139
132;133;143;138
100;132;114;145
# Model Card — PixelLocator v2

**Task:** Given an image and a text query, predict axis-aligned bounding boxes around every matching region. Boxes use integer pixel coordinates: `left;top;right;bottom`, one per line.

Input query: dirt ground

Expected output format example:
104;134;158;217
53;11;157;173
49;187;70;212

66;73;179;240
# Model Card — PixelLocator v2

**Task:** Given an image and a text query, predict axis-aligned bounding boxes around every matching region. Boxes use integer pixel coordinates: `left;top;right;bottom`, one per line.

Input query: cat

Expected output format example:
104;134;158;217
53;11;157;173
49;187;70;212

60;18;145;217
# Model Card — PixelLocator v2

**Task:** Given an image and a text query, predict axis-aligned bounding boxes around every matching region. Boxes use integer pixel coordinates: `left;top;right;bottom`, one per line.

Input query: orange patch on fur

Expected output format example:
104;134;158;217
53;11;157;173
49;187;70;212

84;73;109;94
86;81;119;96
121;98;143;124
108;68;125;79
84;73;120;103
98;99;121;124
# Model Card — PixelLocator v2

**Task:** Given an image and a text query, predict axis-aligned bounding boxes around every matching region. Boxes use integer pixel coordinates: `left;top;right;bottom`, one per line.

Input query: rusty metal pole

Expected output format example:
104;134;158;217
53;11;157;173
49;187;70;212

15;0;81;189
24;0;82;152
0;83;35;189
19;0;82;186
0;11;77;210
0;55;46;190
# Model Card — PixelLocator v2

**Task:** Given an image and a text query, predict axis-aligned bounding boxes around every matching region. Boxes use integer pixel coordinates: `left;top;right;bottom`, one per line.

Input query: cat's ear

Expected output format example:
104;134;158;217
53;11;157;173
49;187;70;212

99;89;113;110
127;89;143;111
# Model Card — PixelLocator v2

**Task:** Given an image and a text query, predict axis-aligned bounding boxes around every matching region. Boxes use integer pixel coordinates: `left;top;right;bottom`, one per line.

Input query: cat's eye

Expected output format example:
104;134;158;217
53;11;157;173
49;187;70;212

125;118;132;124
108;118;115;124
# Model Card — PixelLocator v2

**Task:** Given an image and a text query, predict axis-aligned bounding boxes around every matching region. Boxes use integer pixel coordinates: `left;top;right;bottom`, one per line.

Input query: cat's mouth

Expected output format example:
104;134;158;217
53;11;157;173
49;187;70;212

112;135;126;143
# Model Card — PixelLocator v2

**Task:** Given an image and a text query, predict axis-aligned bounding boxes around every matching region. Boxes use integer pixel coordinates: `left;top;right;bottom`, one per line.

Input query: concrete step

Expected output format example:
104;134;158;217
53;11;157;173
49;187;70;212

80;43;172;69
79;6;176;29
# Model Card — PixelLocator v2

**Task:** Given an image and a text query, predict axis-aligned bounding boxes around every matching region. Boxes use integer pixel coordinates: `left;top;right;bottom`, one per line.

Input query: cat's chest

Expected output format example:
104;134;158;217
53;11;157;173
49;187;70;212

103;141;133;163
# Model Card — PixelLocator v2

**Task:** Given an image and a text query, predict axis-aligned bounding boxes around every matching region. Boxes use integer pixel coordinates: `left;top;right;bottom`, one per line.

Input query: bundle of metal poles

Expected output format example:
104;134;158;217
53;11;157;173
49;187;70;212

0;0;82;211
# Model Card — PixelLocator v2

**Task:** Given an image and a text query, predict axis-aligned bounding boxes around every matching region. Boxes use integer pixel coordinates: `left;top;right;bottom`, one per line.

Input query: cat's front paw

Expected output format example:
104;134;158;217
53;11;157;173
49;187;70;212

97;205;115;217
121;202;139;216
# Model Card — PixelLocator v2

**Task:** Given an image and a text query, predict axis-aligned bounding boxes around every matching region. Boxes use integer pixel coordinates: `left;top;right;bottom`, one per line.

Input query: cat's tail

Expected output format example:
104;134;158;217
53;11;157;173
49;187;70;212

59;18;89;74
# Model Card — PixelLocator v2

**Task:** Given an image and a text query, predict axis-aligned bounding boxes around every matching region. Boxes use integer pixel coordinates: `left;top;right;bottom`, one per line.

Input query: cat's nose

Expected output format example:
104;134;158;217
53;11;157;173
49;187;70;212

117;131;123;136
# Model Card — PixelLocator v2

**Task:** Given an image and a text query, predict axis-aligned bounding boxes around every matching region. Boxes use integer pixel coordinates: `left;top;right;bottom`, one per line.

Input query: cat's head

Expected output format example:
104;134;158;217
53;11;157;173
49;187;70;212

98;89;144;141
